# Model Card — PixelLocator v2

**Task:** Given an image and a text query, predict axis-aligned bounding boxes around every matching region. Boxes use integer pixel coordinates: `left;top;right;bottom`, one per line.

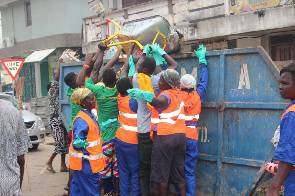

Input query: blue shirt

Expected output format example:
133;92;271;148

274;100;295;165
129;98;138;113
196;63;209;103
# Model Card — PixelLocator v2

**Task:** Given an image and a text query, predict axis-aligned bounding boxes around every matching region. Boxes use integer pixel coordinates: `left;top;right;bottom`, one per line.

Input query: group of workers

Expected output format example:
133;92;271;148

62;39;295;196
63;42;208;196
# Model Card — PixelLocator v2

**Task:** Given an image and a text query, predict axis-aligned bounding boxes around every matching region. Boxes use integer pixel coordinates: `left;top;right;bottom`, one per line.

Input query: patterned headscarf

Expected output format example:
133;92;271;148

71;88;92;105
160;69;180;89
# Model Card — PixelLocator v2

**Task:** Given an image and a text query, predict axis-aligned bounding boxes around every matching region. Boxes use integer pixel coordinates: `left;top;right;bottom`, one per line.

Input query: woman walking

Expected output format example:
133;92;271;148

46;69;69;173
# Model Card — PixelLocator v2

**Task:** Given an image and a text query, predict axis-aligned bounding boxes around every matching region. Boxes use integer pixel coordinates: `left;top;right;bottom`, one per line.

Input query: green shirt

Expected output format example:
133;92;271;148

67;88;81;131
85;78;119;142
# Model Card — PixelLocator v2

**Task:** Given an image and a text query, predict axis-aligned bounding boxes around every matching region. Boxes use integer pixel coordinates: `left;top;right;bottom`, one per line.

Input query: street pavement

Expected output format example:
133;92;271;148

22;137;68;196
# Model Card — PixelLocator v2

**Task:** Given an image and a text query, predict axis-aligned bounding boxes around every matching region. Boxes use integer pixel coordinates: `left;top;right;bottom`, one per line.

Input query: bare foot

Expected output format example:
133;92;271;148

60;166;69;172
46;164;56;173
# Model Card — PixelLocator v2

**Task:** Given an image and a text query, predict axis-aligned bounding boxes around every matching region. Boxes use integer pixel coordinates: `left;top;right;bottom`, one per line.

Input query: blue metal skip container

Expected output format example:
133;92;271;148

59;47;286;195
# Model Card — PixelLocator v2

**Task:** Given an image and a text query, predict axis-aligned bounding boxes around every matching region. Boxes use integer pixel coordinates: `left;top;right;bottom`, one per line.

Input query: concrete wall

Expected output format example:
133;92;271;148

87;0;295;42
1;0;95;44
237;38;261;48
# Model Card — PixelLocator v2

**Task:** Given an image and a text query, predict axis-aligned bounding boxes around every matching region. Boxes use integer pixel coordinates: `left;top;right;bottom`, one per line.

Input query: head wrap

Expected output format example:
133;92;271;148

71;88;92;105
160;69;180;89
180;74;196;89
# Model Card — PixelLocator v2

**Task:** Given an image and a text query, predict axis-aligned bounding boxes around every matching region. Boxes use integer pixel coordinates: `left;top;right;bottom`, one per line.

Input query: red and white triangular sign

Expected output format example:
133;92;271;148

0;58;25;80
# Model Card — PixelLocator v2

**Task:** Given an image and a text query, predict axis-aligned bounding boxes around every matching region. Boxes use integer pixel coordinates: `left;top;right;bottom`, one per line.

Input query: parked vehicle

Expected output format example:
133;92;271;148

0;93;46;150
22;109;46;150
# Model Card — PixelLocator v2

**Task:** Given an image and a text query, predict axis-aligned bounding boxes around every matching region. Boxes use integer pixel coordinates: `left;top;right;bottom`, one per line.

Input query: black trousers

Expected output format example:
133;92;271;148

138;132;153;196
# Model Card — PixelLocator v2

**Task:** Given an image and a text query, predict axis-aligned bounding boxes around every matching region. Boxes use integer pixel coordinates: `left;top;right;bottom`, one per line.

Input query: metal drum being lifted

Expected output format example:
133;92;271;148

121;16;171;48
104;15;171;52
82;15;181;58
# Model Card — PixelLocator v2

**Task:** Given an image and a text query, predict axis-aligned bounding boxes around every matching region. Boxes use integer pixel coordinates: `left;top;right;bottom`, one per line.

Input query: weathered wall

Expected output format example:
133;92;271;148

89;0;295;41
0;0;95;44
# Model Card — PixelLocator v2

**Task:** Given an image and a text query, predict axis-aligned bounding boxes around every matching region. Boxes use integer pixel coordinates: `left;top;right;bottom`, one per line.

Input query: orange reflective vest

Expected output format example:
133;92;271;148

154;89;186;135
180;91;201;140
69;111;105;173
282;103;295;119
116;95;138;144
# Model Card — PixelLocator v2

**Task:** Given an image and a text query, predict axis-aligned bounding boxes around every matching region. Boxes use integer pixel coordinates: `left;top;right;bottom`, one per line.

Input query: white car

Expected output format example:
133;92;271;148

0;93;46;150
22;110;46;150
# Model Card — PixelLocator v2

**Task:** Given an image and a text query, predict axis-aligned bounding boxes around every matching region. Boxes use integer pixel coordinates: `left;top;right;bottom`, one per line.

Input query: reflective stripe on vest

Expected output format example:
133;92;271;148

159;102;184;119
119;111;137;119
88;140;100;148
156;90;186;135
154;101;184;125
187;125;196;129
151;118;160;124
178;114;200;121
116;95;138;144
70;152;104;160
120;124;138;132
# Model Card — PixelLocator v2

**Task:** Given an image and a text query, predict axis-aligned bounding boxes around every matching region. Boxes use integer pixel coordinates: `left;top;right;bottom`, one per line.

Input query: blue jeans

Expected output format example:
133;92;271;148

284;170;295;196
115;138;141;196
185;139;199;196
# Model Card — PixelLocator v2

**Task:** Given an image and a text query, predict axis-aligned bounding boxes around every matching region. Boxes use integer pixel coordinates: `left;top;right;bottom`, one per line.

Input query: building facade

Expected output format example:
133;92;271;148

0;0;95;100
85;0;295;66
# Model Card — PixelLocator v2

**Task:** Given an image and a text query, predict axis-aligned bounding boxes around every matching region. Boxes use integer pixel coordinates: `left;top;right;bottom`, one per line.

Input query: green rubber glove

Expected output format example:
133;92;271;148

195;44;207;65
151;43;167;56
153;53;166;66
127;88;155;102
150;43;167;65
73;136;89;148
128;55;136;77
143;44;152;55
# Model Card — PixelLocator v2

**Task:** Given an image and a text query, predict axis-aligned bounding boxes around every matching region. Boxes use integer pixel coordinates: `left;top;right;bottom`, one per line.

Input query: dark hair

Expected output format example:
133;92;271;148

280;63;295;79
64;72;77;88
102;68;117;87
116;77;132;96
140;56;156;75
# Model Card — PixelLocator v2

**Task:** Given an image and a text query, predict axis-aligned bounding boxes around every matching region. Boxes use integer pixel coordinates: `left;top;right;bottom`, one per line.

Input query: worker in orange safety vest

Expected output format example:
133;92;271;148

128;69;186;196
69;88;105;196
115;77;141;196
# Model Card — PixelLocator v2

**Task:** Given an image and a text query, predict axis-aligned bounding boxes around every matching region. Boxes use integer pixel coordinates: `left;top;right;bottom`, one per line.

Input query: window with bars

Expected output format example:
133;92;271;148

271;34;295;61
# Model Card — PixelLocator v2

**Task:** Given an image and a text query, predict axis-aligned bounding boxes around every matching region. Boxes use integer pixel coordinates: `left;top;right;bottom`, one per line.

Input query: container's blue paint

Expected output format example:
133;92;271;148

59;63;83;129
59;47;286;195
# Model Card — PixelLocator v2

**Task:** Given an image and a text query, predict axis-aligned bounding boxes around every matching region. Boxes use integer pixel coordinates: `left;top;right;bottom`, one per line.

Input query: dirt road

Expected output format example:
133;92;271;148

22;138;68;196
